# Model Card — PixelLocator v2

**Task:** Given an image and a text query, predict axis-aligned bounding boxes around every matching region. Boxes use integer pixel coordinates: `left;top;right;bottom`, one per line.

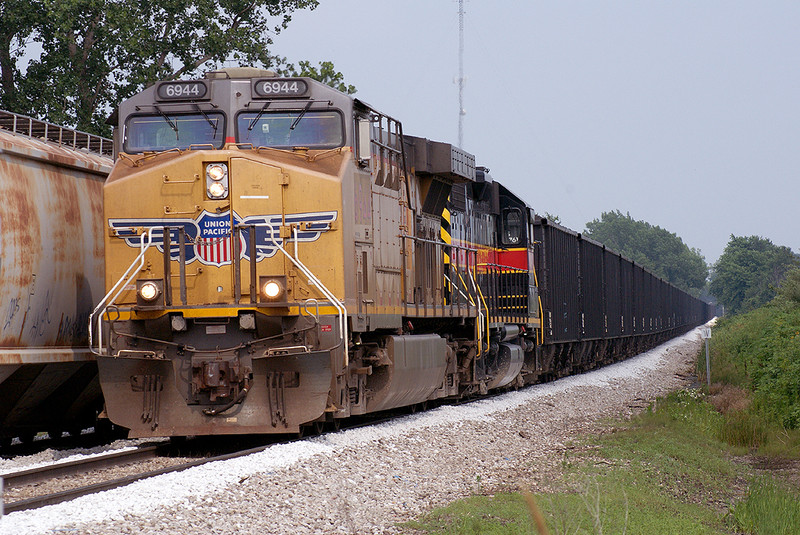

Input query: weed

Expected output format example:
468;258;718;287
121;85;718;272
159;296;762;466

718;410;768;450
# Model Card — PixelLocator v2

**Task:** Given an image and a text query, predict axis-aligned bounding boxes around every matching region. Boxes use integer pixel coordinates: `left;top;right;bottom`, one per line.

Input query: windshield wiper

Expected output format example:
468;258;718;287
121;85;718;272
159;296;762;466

248;101;271;131
154;105;178;138
194;103;218;135
290;101;313;131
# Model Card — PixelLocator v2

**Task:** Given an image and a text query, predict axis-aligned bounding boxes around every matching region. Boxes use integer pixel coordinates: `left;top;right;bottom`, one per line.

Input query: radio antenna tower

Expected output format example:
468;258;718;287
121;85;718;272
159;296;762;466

457;0;466;148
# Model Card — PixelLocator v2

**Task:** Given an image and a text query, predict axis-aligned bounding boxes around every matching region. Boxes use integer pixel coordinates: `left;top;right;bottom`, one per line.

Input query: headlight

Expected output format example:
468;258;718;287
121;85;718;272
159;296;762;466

208;181;226;198
263;281;281;298
137;280;162;304
207;163;227;181
206;162;229;199
259;276;286;302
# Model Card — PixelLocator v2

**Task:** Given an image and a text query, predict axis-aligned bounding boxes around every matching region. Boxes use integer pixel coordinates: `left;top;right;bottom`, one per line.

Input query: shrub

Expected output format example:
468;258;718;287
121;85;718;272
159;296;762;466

704;299;800;430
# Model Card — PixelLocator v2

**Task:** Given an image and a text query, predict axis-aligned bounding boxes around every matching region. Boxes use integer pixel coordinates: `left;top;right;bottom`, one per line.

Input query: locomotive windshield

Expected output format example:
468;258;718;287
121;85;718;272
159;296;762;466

236;110;344;149
123;112;225;153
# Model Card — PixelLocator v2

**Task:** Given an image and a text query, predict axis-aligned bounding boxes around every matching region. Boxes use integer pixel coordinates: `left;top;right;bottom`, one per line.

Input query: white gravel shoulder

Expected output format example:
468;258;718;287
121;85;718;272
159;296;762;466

0;326;707;535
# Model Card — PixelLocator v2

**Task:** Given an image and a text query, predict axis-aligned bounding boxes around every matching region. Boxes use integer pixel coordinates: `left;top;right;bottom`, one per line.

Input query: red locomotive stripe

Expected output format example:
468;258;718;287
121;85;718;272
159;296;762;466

496;248;528;270
449;238;531;273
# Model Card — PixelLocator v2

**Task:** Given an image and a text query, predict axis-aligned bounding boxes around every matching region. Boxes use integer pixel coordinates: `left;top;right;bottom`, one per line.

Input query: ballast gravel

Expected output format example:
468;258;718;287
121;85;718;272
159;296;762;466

0;327;707;534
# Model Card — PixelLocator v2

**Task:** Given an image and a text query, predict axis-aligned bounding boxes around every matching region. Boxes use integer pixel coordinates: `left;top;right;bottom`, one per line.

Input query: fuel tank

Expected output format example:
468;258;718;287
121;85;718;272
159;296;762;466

364;334;449;412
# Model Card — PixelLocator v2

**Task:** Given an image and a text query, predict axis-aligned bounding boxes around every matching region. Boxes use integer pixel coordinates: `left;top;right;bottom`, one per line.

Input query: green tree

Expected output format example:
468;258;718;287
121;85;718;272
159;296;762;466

0;0;353;136
584;210;708;296
710;235;799;315
775;268;800;307
282;60;356;95
543;212;560;224
0;1;39;112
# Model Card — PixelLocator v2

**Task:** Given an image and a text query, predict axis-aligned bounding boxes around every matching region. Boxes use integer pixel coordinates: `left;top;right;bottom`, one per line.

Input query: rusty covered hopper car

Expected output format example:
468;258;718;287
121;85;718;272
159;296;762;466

0;110;111;445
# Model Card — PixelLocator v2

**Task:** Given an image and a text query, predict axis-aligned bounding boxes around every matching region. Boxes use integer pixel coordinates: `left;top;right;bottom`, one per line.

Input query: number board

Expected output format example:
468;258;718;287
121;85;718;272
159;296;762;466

156;81;209;101
252;78;309;98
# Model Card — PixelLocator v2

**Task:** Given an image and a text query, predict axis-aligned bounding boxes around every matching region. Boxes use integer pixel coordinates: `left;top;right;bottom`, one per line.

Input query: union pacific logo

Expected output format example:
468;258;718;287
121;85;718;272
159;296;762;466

109;210;337;267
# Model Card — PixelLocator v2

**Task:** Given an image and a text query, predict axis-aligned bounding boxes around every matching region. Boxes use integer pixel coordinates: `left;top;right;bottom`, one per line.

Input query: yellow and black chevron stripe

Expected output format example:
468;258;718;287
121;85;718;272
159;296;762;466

441;199;452;303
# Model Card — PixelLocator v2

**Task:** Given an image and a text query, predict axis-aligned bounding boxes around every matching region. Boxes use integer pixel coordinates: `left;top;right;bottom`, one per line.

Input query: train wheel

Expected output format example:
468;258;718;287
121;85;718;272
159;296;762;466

313;422;325;436
170;436;188;446
327;419;341;432
95;418;113;437
48;429;63;440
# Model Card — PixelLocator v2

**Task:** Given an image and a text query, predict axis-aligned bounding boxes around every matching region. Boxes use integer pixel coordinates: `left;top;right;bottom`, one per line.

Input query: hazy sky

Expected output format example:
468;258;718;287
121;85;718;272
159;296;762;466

272;1;799;264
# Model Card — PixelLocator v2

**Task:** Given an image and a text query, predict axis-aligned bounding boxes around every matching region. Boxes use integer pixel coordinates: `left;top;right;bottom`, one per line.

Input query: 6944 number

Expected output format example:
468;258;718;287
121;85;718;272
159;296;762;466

254;79;307;97
157;82;207;100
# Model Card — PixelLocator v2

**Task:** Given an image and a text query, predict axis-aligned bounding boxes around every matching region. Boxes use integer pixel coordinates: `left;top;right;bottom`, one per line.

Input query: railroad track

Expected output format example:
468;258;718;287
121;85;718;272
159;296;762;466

2;444;169;513
2;432;319;514
0;397;495;514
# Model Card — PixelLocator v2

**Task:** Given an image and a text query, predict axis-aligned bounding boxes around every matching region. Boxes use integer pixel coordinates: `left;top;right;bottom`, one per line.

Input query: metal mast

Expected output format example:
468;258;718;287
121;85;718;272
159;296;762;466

457;0;466;149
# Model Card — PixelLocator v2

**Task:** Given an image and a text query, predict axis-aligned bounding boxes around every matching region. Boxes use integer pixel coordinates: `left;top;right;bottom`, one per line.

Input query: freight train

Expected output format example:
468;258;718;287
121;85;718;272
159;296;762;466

0;110;111;446
92;67;712;438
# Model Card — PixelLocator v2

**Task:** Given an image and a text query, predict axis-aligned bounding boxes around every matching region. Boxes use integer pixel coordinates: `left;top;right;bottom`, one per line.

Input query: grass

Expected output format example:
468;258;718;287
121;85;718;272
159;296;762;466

402;390;800;535
731;477;800;535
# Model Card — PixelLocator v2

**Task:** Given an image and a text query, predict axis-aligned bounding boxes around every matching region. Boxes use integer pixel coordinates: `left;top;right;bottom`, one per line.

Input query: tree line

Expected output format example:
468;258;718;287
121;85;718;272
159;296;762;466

0;0;353;137
582;210;799;315
710;235;799;315
583;210;708;297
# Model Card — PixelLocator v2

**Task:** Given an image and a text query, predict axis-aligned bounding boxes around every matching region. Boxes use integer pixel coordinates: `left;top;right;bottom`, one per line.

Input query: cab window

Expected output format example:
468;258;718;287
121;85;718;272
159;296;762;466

502;208;524;246
236;110;344;149
123;113;225;153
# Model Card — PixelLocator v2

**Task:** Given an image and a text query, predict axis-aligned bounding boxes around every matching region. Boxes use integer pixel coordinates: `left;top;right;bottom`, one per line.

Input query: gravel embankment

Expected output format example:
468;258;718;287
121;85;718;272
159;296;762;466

0;327;706;535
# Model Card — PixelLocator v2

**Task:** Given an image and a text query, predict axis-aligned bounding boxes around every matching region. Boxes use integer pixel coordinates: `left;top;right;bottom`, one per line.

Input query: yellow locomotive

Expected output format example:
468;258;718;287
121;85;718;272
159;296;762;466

92;67;540;437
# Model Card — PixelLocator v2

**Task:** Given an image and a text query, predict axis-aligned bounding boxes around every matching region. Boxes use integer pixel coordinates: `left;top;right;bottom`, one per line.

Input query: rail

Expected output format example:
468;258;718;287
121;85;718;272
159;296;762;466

468;269;488;356
477;262;533;321
95;215;345;360
0;109;112;156
401;233;479;316
226;220;347;362
2;446;162;489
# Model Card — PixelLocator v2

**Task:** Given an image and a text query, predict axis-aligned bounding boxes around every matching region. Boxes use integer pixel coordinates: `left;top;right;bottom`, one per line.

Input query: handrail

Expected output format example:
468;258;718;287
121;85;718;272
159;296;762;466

468;268;488;357
477;261;528;272
239;222;348;366
0;109;112;156
401;233;479;253
444;273;474;304
455;269;477;306
531;260;544;346
89;229;156;355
